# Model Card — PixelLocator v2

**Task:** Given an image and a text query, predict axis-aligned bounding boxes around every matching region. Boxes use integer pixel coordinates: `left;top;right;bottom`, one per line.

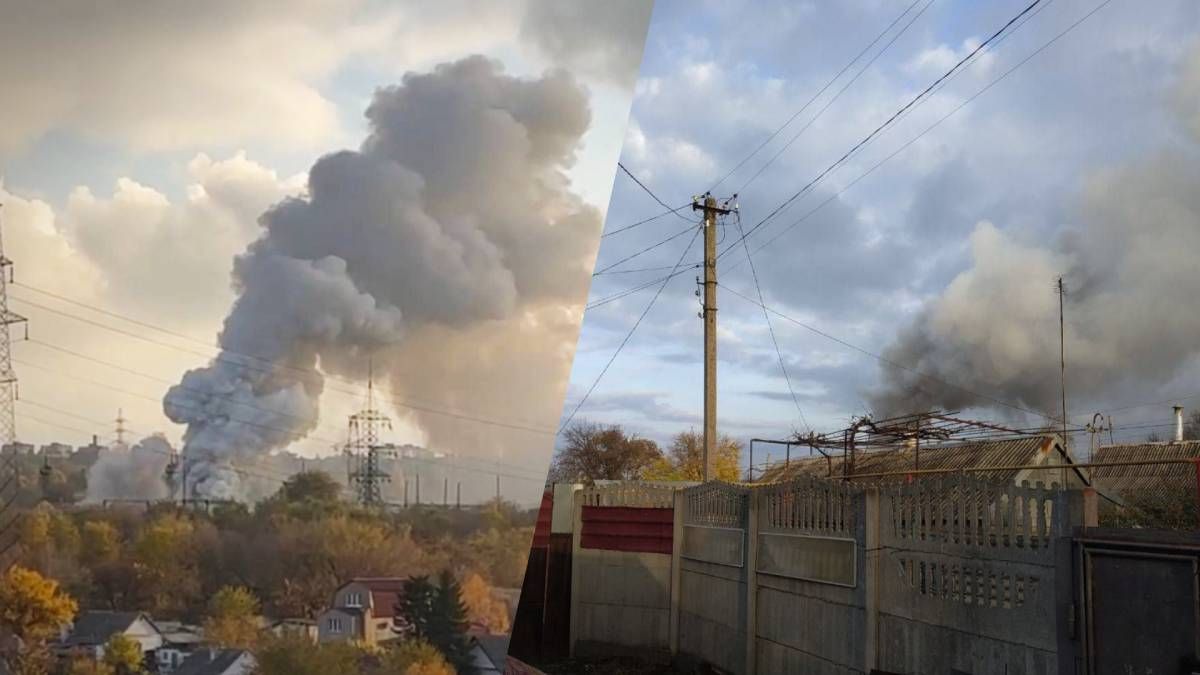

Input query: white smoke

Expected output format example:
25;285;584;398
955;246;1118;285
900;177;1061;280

84;435;174;503
870;53;1200;419
164;56;601;499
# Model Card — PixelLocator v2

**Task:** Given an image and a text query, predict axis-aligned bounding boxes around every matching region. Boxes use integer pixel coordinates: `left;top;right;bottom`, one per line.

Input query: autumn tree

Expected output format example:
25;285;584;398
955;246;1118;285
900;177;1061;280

102;633;145;675
80;521;121;565
460;572;510;634
373;640;454;675
255;634;361;675
641;429;743;482
65;657;115;675
131;514;201;616
203;586;261;650
0;565;78;675
549;421;661;482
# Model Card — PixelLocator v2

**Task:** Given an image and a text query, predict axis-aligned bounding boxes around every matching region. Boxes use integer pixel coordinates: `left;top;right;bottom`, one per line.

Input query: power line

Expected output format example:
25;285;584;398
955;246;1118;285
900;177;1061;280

616;162;693;224
728;0;1113;272
709;0;928;193
719;282;1075;425
560;224;703;434
10;287;557;435
13;354;550;482
736;0;936;194
591;222;698;276
587;265;700;310
718;0;1048;261
732;211;809;433
602;204;691;238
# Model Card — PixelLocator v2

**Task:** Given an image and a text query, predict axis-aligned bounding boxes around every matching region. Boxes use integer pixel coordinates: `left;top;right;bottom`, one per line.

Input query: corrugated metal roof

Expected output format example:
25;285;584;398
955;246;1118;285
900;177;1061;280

1091;441;1200;500
756;435;1064;485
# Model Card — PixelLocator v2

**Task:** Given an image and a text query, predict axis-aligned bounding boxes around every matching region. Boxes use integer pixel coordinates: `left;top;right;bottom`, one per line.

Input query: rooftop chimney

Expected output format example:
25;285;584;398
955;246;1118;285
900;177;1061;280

1173;406;1184;442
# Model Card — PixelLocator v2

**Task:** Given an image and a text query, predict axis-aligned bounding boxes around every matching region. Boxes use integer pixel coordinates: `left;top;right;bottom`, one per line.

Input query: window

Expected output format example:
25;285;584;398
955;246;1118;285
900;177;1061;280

345;592;363;608
327;617;343;633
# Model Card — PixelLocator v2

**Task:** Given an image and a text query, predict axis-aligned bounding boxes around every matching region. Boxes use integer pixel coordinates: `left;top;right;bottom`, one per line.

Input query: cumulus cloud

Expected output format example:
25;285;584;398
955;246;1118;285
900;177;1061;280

164;56;602;499
520;1;655;87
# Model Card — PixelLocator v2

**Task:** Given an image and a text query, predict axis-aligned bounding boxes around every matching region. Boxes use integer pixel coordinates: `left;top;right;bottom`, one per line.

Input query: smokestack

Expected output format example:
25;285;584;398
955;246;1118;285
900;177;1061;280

1174;406;1184;442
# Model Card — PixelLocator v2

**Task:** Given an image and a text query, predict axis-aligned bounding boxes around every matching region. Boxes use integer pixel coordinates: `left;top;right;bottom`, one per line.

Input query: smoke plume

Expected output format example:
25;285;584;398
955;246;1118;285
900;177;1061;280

164;56;600;499
870;62;1200;419
84;435;174;503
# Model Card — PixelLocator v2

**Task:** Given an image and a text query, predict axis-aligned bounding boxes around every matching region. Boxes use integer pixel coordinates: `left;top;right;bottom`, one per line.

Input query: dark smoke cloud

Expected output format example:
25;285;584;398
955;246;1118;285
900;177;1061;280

164;57;601;500
869;55;1200;420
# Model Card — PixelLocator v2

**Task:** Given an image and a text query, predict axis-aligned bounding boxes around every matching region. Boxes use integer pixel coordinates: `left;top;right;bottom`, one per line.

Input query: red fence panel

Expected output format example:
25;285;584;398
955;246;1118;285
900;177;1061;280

580;505;673;554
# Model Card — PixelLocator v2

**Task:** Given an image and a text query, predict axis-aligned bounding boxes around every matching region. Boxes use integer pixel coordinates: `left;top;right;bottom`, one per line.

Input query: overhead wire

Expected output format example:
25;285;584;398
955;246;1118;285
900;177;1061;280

728;0;1113;272
10;285;556;435
736;0;937;194
616;162;694;225
559;222;703;433
719;282;1075;425
717;0;1049;261
708;0;928;193
731;211;810;433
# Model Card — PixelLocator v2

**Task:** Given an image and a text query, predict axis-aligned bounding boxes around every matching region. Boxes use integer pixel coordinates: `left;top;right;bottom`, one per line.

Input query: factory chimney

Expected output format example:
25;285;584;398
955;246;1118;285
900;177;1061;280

1173;406;1184;442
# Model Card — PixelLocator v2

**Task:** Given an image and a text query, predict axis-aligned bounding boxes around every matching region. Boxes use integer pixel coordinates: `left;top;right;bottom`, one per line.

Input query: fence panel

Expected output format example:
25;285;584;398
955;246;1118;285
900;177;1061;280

877;476;1067;675
677;482;750;675
571;484;677;658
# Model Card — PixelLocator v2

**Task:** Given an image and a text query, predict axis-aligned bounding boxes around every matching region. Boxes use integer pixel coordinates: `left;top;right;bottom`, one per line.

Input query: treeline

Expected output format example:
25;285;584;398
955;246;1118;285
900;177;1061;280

1;564;474;675
14;471;532;624
548;422;744;483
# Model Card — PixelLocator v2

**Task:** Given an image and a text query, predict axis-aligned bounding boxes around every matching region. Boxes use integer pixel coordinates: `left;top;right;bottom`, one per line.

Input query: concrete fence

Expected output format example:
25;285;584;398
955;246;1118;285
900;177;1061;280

569;483;677;659
566;475;1081;674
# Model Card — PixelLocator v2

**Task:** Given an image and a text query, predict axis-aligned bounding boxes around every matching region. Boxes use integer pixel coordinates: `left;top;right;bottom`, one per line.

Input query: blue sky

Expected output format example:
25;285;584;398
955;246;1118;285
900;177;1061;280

563;0;1200;471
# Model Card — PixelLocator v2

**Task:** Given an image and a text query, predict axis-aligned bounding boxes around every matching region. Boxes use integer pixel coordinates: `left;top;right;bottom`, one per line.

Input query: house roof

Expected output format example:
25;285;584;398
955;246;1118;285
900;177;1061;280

1091;441;1200;501
756;435;1068;485
62;611;152;647
174;649;251;675
341;578;406;616
471;633;510;668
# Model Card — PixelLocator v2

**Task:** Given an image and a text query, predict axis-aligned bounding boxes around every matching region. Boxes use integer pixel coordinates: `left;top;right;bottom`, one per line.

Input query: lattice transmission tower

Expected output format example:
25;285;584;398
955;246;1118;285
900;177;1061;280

344;363;394;505
0;205;28;568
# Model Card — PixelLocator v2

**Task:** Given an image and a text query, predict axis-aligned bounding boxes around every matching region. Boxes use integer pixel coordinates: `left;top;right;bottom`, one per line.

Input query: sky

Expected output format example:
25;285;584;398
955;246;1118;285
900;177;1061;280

0;0;654;503
564;0;1200;473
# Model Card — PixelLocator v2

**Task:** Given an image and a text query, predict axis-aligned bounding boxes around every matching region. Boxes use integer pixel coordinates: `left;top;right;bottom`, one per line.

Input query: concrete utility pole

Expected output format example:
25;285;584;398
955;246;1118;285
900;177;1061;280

693;194;731;482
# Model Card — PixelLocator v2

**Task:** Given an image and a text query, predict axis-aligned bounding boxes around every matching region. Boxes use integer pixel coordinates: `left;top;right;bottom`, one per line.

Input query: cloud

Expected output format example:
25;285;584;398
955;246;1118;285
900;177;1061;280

520;1;655;87
164;56;602;498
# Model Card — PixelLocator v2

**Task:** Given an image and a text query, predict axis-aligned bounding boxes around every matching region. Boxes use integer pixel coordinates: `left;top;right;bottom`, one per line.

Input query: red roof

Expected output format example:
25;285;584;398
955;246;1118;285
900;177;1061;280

345;578;406;617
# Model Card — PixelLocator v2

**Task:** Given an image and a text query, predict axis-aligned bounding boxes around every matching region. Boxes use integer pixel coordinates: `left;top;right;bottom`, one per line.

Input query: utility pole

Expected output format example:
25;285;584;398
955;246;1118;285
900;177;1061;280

693;194;731;482
1057;277;1069;448
1057;276;1069;485
0;206;27;570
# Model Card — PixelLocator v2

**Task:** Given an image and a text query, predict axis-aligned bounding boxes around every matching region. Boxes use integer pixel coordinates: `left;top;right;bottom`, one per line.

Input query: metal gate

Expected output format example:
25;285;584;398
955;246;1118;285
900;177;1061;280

1079;529;1200;675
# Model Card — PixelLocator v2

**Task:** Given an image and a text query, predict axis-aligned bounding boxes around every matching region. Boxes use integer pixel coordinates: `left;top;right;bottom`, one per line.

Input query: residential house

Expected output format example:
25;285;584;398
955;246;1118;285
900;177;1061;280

756;434;1085;487
468;632;509;674
59;611;163;664
265;618;317;643
1091;439;1200;516
152;621;206;673
317;578;406;645
173;648;255;675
